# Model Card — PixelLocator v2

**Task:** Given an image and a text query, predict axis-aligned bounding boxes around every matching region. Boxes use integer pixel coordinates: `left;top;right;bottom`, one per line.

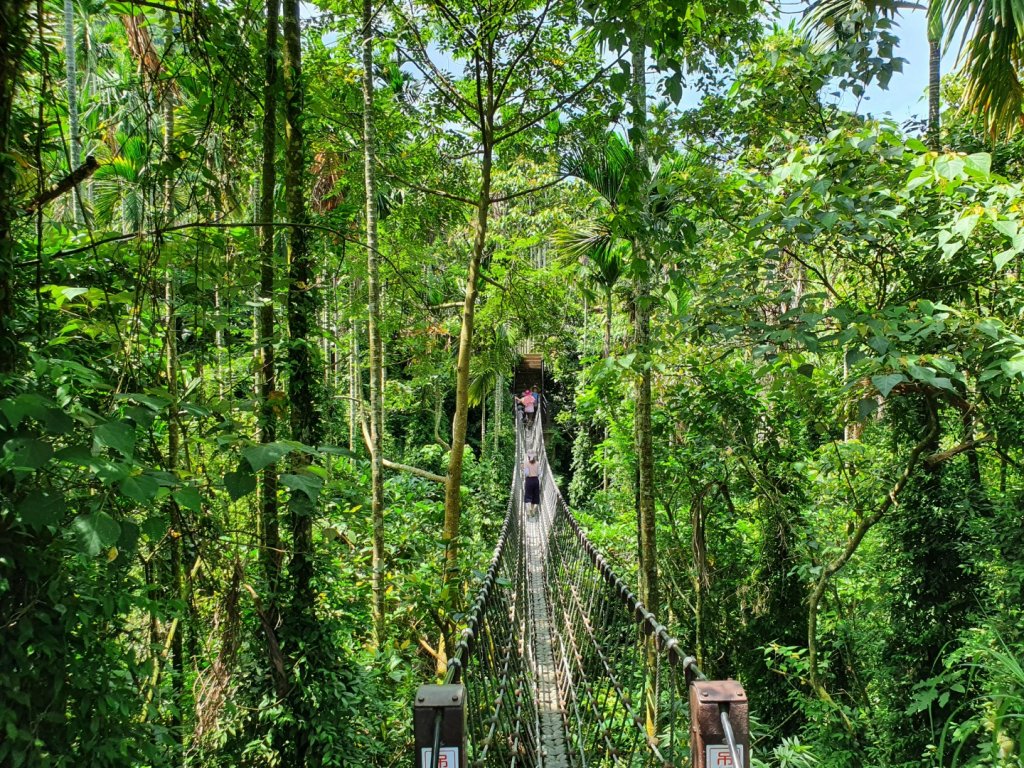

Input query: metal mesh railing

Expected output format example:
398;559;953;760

438;412;539;767
528;423;703;767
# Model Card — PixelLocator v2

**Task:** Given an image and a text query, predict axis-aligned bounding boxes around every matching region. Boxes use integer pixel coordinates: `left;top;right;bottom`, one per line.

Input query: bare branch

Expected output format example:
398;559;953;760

22;156;99;215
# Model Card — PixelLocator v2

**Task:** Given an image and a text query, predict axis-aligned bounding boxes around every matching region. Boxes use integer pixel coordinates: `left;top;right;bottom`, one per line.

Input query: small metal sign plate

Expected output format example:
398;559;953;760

420;746;459;768
706;744;744;767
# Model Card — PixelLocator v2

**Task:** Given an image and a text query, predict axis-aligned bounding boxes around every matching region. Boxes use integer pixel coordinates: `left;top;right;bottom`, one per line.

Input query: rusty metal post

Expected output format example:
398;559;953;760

413;684;466;768
689;680;749;768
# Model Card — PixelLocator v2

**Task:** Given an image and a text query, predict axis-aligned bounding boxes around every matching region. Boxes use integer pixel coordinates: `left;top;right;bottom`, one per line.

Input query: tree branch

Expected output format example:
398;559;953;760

807;400;939;722
358;399;447;484
40;219;351;261
925;435;994;467
22;156;99;215
493;58;622;145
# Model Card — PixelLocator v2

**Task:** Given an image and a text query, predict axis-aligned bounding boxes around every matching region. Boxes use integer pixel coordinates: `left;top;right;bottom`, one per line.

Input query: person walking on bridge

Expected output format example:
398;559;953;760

516;388;537;428
523;452;542;518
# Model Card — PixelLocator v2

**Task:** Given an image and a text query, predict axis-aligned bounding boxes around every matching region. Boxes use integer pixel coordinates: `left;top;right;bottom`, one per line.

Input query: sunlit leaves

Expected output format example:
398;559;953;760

72;511;122;557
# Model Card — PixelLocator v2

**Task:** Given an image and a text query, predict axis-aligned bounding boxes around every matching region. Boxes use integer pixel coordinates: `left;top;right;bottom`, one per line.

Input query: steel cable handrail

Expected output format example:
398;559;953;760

531;421;708;766
417;405;747;768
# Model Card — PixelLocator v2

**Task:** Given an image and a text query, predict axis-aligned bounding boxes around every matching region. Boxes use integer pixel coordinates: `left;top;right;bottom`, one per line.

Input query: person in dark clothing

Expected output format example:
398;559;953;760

523;452;541;517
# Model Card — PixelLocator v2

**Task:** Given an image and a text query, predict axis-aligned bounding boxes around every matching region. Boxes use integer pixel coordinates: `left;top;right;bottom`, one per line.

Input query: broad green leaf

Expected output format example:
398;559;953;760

17;491;66;531
963;152;992;179
94;421;135;458
243;442;294;472
907;364;935;383
280;473;323;502
141;514;170;539
872;373;905;397
73;511;121;556
119;474;160;504
992;218;1019;238
994;249;1017;271
857;398;879;421
2;438;53;471
224;469;257;501
173;486;203;513
1001;354;1024;377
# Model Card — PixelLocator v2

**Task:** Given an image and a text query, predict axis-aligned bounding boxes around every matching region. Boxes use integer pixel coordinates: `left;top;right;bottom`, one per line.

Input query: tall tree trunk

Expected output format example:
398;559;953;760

0;0;31;376
604;287;612;358
282;0;321;759
629;33;658;618
443;138;491;589
63;0;82;223
630;30;659;741
927;34;941;149
160;27;185;737
257;0;282;631
362;0;387;648
282;0;320;599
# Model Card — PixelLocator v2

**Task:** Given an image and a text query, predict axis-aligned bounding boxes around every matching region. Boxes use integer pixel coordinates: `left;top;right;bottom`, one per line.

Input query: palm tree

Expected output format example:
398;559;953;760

555;133;631;358
933;0;1024;136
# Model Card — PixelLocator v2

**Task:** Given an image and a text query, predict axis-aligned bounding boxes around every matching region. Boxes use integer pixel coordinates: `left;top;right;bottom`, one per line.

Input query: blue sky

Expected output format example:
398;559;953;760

836;6;932;122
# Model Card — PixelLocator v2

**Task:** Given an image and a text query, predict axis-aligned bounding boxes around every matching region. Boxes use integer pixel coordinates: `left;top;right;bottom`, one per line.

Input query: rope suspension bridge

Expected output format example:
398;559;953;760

414;359;750;768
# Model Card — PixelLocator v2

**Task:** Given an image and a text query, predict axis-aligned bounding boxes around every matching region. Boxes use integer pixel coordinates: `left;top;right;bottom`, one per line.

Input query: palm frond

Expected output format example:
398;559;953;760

559;132;633;207
939;0;1024;135
552;219;615;264
802;0;915;48
467;368;497;407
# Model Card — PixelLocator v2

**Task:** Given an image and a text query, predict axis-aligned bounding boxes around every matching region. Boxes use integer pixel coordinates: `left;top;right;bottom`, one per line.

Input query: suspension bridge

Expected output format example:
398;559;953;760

414;359;750;768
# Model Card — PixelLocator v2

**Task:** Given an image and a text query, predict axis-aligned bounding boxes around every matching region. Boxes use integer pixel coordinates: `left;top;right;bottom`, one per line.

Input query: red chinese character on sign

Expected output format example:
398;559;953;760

716;750;733;766
437;754;449;768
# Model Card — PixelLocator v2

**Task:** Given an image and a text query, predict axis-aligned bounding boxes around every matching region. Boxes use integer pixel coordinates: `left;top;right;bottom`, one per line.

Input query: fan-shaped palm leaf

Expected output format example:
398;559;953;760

552;218;615;265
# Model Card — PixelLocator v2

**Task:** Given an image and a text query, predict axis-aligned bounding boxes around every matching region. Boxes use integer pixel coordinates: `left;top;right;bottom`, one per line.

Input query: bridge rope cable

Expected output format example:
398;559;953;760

427;407;737;767
529;418;705;766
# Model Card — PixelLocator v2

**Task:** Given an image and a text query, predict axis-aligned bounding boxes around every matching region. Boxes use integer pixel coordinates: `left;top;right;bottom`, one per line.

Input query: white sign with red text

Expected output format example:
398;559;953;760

707;744;745;767
420;746;458;768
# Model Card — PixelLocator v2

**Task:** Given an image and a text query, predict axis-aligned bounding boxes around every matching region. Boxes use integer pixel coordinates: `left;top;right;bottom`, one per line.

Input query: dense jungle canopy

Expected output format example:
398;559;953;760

1;0;1023;764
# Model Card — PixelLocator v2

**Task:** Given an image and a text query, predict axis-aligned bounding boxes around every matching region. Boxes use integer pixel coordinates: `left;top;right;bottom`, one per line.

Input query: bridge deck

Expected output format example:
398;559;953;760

524;423;570;767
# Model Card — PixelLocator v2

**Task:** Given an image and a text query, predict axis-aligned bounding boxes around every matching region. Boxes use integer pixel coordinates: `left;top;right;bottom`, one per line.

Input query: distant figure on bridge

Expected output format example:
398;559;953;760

530;385;545;424
516;388;537;428
524;452;541;517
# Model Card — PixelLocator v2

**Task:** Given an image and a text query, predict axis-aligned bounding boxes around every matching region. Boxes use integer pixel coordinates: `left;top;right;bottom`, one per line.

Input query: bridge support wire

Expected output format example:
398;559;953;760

414;408;750;767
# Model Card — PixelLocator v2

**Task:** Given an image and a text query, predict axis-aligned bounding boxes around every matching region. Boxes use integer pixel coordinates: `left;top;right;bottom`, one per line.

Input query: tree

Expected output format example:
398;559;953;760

256;0;287;699
391;0;611;610
282;0;324;760
0;0;31;375
362;0;387;648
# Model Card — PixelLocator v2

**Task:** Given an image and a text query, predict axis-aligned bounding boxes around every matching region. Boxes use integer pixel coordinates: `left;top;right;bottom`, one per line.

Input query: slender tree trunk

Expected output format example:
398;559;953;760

493;372;502;454
257;0;282;623
630;31;660;741
348;251;359;455
629;34;658;618
63;0;82;224
604;288;612;358
160;28;186;737
0;0;31;376
362;0;387;648
927;32;941;149
443;139;491;587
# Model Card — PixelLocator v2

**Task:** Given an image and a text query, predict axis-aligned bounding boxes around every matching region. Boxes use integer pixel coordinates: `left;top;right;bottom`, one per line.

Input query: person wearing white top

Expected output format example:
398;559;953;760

523;453;542;517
